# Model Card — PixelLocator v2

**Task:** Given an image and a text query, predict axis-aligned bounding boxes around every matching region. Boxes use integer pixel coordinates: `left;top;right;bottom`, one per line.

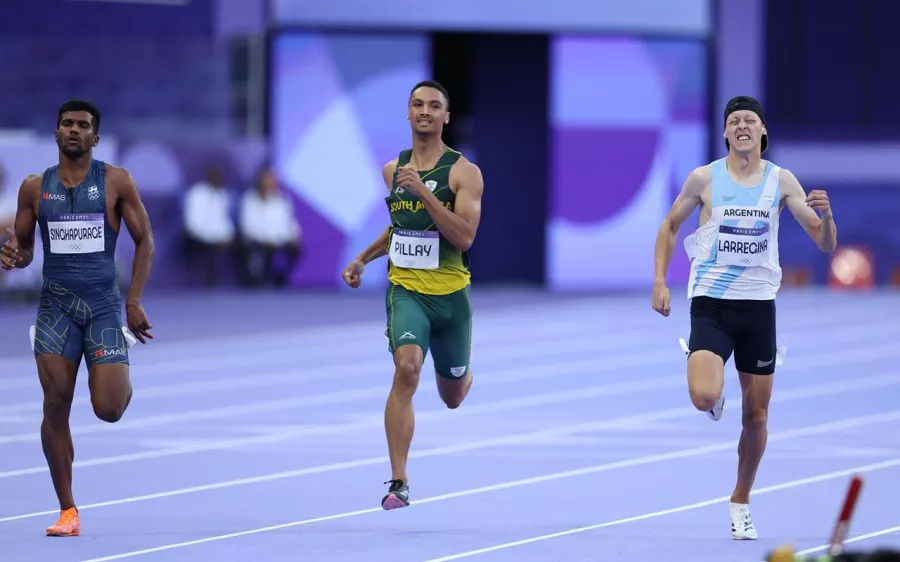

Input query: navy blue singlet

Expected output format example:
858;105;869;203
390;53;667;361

33;159;129;368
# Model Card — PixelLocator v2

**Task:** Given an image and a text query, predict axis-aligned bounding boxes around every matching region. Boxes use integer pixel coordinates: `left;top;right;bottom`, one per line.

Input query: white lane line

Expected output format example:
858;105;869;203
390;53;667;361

0;310;890;414
78;451;900;560
2;321;898;448
0;323;687;416
0;296;890;392
2;404;899;525
0;294;699;384
0;297;888;403
795;524;900;556
3;347;900;481
2;351;900;482
422;461;900;561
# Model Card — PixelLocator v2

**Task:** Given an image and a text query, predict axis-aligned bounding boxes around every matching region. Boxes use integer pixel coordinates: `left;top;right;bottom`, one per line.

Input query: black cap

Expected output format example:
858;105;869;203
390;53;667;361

724;95;767;154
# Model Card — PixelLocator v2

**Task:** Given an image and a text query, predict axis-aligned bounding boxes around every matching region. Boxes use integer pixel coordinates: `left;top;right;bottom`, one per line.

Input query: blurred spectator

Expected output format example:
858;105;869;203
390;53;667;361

0;164;15;233
237;164;302;288
182;167;236;287
0;164;16;292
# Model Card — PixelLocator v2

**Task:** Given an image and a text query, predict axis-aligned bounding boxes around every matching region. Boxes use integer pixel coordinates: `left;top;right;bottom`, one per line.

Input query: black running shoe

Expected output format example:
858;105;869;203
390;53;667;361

381;479;409;510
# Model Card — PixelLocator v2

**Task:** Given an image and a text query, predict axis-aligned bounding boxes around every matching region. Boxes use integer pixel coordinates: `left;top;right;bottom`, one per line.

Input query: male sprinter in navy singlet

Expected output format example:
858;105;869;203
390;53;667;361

651;96;837;540
0;100;155;537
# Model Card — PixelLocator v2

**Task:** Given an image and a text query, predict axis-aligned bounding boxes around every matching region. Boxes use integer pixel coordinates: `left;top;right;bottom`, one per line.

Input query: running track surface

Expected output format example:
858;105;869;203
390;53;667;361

1;287;899;562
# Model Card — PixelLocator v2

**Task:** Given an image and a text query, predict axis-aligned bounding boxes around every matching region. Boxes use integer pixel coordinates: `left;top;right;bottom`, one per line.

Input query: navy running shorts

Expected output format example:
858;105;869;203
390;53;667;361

32;283;129;369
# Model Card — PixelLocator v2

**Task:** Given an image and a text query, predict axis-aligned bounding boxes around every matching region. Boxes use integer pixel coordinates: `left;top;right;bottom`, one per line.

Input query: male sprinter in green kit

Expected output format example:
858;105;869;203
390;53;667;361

341;80;484;510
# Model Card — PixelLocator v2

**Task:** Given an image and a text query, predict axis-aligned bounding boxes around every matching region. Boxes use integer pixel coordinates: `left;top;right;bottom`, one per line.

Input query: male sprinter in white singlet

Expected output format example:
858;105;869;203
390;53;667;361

651;96;838;540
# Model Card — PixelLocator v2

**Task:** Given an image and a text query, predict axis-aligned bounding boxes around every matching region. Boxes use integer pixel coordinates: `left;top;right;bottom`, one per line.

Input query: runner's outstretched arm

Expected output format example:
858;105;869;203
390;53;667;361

355;226;391;265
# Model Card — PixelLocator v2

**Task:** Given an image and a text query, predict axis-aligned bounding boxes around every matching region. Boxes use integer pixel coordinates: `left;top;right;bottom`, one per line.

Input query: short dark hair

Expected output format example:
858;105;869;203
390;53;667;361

57;99;101;133
409;80;450;108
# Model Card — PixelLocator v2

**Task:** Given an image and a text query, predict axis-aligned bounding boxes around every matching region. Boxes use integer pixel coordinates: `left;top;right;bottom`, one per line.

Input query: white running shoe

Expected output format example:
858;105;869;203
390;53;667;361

730;502;758;540
707;392;725;421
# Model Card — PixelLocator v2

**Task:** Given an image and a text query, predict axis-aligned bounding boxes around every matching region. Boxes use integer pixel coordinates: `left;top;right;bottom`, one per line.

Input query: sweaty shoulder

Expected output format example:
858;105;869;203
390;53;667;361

450;156;483;191
683;165;711;197
104;163;135;185
382;158;399;190
19;173;42;201
777;167;802;197
104;164;138;197
19;174;44;208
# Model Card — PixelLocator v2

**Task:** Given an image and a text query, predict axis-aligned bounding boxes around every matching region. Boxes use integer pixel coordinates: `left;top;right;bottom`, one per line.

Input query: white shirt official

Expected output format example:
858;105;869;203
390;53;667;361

239;189;300;246
184;181;235;244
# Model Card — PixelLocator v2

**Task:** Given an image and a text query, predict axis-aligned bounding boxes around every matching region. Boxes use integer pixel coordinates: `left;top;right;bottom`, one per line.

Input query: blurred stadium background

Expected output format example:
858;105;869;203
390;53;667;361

1;0;896;309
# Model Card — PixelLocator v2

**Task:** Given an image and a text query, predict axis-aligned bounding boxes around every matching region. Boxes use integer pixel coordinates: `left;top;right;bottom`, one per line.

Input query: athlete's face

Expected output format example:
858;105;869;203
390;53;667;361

408;87;449;135
55;110;98;159
724;110;766;154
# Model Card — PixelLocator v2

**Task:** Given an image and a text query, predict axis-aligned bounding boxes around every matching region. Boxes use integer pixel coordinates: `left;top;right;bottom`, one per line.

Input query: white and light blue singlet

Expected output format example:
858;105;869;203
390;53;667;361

684;158;782;301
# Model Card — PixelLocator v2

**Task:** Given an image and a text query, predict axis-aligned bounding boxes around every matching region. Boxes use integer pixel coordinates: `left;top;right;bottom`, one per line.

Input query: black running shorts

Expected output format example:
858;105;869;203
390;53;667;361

688;295;777;375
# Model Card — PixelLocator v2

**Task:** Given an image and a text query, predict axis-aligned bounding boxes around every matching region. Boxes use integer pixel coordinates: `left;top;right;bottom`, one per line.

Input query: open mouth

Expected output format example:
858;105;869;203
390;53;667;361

416;118;432;125
737;134;751;141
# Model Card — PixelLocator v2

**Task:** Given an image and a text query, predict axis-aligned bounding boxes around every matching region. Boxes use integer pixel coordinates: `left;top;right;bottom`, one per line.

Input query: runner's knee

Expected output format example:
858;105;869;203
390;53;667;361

88;364;132;423
91;386;130;423
687;350;724;410
37;356;77;418
392;345;423;396
739;373;772;429
92;398;125;423
742;406;767;429
42;388;73;418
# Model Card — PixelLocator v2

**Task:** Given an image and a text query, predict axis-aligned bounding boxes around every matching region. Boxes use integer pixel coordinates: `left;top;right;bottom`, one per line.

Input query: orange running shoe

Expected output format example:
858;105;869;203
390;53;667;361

46;507;80;537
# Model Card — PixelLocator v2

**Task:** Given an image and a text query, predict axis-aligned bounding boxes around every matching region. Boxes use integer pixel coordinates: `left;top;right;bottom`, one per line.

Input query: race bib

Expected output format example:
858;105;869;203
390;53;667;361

389;228;439;270
716;223;770;266
47;213;105;255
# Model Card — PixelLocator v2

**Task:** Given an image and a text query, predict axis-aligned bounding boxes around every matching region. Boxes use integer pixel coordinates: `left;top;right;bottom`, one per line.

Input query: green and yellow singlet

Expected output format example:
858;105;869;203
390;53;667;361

384;148;471;295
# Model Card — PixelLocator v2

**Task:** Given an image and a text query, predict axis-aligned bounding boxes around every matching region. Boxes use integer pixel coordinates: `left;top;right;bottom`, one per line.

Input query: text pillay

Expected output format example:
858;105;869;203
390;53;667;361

389;228;440;270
